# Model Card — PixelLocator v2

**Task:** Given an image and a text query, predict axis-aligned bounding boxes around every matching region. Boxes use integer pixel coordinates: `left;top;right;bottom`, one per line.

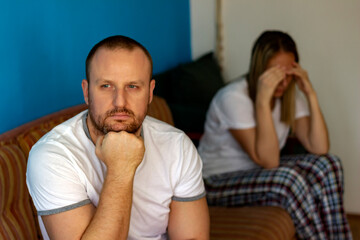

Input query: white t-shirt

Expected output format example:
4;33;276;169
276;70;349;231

198;78;309;178
26;111;205;240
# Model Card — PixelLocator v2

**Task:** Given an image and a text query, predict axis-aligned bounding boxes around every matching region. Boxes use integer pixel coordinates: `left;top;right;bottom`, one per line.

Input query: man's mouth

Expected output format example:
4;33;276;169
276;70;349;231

108;112;131;121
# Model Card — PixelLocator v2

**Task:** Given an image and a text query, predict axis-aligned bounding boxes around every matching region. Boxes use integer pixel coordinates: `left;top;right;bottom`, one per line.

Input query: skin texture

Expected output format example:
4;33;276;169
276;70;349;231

42;47;210;239
230;51;329;168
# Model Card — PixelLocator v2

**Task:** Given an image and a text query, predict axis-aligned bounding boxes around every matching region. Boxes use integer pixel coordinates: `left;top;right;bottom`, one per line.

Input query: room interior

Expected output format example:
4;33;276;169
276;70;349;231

1;0;359;238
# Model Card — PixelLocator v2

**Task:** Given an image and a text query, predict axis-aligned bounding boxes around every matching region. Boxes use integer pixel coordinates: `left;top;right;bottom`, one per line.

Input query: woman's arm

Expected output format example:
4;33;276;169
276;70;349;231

230;66;286;169
294;94;329;154
290;63;329;154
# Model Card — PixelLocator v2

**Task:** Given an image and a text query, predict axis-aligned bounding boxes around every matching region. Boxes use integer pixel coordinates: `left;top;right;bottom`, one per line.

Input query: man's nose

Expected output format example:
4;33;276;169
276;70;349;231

113;89;126;107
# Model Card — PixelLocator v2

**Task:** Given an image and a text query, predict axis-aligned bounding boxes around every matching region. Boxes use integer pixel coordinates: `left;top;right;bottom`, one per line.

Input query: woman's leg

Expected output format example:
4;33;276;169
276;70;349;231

205;165;327;239
280;154;352;239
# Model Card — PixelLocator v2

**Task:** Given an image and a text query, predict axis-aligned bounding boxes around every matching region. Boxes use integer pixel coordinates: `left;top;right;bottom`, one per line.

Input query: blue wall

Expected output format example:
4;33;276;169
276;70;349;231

0;0;191;134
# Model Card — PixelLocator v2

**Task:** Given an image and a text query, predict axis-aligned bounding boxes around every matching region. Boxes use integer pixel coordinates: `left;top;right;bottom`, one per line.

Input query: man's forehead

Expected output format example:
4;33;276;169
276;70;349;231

95;46;145;58
91;47;150;68
89;48;151;81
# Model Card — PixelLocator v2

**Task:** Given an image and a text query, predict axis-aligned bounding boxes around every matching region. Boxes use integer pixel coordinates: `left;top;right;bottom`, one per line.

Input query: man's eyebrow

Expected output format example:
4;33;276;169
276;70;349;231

127;80;145;86
94;78;112;84
94;78;146;86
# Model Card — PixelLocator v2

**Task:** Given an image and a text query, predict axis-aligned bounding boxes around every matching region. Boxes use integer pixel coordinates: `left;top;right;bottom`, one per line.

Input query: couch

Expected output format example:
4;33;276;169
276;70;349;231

0;95;296;240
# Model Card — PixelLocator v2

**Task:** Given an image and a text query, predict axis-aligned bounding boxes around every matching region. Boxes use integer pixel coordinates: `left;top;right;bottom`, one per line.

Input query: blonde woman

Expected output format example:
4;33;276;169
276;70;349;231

198;30;352;239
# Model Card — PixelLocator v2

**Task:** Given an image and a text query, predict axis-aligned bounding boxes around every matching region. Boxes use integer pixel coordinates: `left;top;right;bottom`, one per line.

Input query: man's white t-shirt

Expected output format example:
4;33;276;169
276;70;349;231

26;111;205;240
198;78;309;178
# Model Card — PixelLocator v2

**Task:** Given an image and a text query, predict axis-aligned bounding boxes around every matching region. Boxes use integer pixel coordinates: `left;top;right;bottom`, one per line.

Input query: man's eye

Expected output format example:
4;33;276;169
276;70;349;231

101;84;110;88
128;85;137;89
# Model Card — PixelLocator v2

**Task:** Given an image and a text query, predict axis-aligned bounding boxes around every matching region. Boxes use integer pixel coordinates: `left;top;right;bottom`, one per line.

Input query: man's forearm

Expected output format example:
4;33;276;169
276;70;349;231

81;131;144;239
81;172;135;240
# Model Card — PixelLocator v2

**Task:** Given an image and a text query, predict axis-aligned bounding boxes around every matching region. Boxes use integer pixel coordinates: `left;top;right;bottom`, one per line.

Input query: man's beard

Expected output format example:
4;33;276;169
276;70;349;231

88;103;144;135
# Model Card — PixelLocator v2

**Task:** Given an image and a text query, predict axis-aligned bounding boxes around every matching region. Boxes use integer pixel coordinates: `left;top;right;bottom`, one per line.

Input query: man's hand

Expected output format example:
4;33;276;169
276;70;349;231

95;131;145;176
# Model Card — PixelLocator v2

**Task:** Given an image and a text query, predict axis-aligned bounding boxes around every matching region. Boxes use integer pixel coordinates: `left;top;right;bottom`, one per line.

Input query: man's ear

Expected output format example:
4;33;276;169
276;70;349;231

148;79;155;104
82;79;89;105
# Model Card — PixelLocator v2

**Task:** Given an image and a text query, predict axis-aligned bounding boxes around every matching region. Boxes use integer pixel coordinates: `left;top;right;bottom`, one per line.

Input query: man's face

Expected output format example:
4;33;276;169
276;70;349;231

82;47;155;137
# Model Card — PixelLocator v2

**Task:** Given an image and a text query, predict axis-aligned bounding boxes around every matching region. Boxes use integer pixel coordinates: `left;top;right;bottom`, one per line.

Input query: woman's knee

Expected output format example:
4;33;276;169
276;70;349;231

271;167;310;201
303;153;343;176
322;153;343;170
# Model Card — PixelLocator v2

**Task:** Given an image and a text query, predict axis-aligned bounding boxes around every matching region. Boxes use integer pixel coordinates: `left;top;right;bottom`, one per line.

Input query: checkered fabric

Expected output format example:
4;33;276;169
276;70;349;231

205;154;352;240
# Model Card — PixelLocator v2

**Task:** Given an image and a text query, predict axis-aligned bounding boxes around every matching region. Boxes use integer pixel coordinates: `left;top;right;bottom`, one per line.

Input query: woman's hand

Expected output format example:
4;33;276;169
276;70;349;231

287;62;315;97
257;66;286;105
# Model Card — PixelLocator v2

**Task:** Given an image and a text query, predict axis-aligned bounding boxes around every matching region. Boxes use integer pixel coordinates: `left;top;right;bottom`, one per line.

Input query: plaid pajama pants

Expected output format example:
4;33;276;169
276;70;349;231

204;154;352;240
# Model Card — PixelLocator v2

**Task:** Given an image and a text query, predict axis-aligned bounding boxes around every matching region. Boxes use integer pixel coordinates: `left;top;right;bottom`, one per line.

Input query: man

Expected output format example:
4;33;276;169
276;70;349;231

26;35;209;240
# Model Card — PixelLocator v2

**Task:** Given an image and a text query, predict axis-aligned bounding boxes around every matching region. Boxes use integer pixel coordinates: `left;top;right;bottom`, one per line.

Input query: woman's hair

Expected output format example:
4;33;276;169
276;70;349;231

246;30;299;127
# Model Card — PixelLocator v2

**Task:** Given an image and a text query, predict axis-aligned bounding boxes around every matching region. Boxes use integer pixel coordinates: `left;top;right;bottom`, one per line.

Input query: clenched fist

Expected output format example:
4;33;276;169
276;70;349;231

95;131;145;177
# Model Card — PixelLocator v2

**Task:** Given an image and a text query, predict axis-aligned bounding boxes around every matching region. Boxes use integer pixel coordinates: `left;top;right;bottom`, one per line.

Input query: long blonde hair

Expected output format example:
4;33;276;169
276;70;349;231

246;31;299;128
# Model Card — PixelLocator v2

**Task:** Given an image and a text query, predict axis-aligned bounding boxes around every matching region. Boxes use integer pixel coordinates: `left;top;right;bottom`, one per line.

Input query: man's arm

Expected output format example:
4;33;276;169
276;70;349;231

167;197;210;240
42;131;144;240
42;170;136;240
42;204;95;240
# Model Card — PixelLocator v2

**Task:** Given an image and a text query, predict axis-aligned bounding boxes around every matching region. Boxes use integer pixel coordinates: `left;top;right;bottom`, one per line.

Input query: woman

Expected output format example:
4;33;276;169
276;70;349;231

198;30;352;239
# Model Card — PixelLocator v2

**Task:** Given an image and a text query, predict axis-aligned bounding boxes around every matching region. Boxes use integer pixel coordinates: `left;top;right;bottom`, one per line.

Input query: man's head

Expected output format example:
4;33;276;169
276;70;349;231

82;35;155;137
85;35;153;83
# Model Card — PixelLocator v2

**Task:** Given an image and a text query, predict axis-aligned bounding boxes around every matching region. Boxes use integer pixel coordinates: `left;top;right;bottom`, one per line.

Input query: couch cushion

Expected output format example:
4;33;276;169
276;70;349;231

154;52;224;133
147;96;174;126
0;144;40;239
209;206;295;240
170;52;224;107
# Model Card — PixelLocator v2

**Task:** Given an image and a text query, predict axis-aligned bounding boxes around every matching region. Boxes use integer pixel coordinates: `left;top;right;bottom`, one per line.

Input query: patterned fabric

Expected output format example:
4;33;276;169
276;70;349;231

205;154;352;240
0;144;39;240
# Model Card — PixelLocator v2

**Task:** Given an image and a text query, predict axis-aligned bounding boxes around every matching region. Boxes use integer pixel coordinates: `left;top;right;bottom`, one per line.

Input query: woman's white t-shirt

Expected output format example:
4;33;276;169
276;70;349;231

198;77;309;178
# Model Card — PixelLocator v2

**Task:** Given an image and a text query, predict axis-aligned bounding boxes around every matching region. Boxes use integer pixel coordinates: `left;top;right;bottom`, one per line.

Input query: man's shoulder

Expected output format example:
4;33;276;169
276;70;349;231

28;110;92;179
142;116;191;147
31;110;88;152
143;116;183;134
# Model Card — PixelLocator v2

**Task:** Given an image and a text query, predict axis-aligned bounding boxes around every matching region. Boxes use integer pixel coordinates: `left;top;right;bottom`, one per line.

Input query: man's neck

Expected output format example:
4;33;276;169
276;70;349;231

86;115;102;144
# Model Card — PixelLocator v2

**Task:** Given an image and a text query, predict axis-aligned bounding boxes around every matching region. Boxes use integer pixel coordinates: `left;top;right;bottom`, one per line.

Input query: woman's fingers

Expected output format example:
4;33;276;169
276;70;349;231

257;66;286;102
288;62;315;96
260;66;286;91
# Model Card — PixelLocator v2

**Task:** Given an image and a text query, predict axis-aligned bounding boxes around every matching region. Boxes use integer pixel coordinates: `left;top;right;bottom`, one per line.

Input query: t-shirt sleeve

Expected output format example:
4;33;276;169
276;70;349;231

213;88;256;130
172;134;205;202
26;141;90;215
295;91;310;119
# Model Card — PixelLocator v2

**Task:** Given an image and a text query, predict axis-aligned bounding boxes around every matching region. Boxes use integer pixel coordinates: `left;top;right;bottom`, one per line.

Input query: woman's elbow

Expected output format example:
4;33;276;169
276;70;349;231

310;147;329;155
256;156;280;169
307;142;330;155
262;161;280;169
